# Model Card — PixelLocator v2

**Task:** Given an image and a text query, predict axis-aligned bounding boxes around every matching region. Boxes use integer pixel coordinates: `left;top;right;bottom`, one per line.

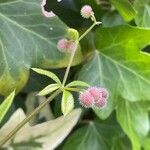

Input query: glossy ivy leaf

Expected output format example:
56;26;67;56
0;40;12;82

78;25;150;119
32;68;61;84
0;108;82;149
38;83;60;96
94;25;150;102
61;90;74;116
66;80;89;88
63;122;122;150
0;0;82;96
0;90;15;123
116;99;149;150
134;0;150;27
110;0;137;22
111;137;131;150
102;11;125;27
63;124;108;150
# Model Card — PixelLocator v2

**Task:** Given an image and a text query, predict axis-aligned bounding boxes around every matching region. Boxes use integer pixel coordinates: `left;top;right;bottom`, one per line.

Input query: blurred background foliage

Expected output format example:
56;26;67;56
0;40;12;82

0;0;150;149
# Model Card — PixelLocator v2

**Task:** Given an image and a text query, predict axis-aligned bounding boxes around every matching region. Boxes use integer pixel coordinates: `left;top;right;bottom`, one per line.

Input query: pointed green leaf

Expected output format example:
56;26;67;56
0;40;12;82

134;1;150;27
32;68;61;84
116;100;149;150
78;25;150;119
102;12;125;27
61;90;74;116
110;0;137;21
63;122;122;150
0;90;15;123
112;137;132;150
0;0;82;96
66;81;90;88
38;84;60;96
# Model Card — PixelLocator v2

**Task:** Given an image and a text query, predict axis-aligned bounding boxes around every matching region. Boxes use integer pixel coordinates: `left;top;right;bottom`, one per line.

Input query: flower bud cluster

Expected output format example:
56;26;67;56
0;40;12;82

79;87;109;109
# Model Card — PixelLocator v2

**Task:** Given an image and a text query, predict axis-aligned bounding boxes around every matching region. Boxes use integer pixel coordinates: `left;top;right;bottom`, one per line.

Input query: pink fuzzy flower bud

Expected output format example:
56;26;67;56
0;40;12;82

79;91;95;108
80;5;94;19
88;87;109;108
57;39;77;53
57;38;68;53
95;97;107;108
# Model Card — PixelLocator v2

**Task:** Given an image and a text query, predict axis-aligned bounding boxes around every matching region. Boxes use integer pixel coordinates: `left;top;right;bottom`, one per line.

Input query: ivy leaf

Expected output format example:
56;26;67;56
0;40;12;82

0;0;82;96
102;12;125;27
111;137;131;150
0;90;15;123
110;0;137;22
0;108;82;149
116;99;149;150
63;122;122;150
143;135;150;150
134;1;150;27
61;90;74;116
78;25;150;119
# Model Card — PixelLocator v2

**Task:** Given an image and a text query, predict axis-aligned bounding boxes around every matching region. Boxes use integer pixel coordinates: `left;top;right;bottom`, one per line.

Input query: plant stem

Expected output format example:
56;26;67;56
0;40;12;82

62;46;77;86
79;23;95;41
0;89;61;148
62;21;99;86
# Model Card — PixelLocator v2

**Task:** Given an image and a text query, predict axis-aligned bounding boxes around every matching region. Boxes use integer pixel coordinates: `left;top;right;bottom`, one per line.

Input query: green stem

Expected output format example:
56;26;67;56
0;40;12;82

79;18;101;42
0;89;61;148
79;23;95;41
62;46;77;86
62;21;99;86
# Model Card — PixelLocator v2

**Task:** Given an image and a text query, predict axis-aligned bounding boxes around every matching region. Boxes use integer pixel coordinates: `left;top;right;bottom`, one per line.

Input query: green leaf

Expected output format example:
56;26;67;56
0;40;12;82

102;11;125;27
38;83;60;96
0;90;15;123
66;81;90;88
78;25;150;119
63;124;108;150
116;99;149;150
0;108;82;149
143;135;150;150
32;68;61;84
61;90;74;116
110;0;137;21
134;1;150;27
0;0;82;96
63;122;121;150
111;137;131;150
